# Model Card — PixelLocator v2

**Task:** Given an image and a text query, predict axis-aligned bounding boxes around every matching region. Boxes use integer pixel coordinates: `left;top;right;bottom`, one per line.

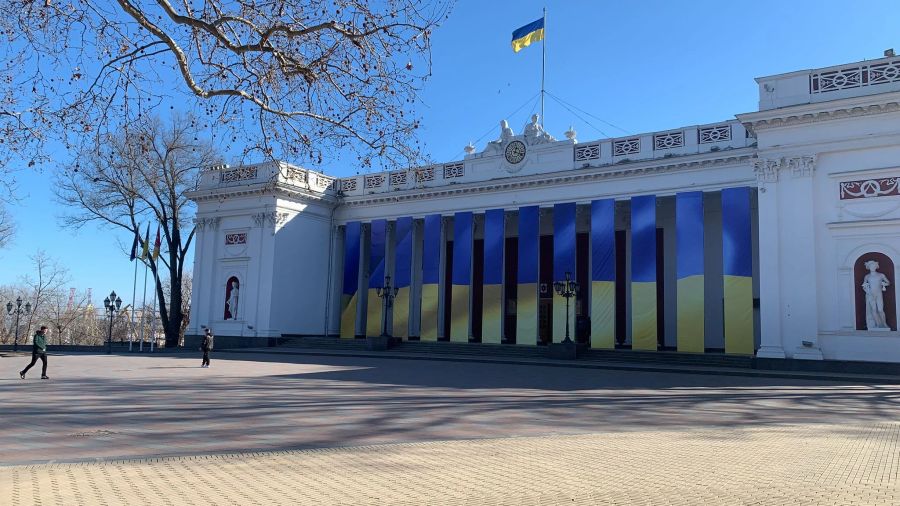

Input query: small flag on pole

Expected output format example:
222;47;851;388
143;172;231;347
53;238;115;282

511;17;545;53
152;226;161;261
129;226;140;261
140;223;150;261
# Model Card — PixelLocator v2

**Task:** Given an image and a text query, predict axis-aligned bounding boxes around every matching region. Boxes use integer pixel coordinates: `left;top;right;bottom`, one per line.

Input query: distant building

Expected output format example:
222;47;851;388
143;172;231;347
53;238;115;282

187;54;900;364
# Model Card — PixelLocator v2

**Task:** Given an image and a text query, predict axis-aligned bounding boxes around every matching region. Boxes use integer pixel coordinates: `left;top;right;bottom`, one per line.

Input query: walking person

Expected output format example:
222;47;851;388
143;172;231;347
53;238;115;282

200;328;214;368
19;326;50;380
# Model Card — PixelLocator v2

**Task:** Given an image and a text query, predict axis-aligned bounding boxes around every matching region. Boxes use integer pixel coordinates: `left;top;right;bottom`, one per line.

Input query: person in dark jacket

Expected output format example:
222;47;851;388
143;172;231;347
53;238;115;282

200;328;214;368
20;326;50;380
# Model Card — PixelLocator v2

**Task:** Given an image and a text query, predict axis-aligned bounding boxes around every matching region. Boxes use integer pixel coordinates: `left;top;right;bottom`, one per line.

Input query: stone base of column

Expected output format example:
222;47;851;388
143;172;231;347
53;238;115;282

366;335;392;351
793;345;824;361
756;346;786;359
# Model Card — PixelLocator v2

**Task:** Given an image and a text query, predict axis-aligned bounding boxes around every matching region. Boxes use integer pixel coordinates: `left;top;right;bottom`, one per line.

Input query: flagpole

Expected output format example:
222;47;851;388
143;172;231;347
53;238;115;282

149;269;158;352
541;6;546;126
138;261;148;352
129;259;138;352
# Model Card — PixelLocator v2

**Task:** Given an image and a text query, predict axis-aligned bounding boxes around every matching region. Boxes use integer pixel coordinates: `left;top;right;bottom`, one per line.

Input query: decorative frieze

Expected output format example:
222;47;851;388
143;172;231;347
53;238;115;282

753;155;816;184
574;143;601;162
221;167;258;183
653;131;684;150
389;171;407;186
283;167;307;186
699;125;731;144
443;163;464;179
252;211;289;228
313;174;335;191
364;174;385;189
341;178;358;192
840;177;900;200
225;232;247;245
415;166;435;183
613;138;641;156
811;59;900;94
193;216;221;231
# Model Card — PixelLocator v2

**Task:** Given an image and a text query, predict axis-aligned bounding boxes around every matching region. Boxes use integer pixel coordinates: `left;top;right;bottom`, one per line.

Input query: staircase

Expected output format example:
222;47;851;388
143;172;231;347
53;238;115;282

277;337;754;369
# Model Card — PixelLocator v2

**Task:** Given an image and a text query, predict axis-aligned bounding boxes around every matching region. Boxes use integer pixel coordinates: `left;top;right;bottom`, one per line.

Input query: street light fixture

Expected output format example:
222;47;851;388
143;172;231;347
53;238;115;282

6;296;32;352
103;291;122;355
553;271;580;344
375;275;400;338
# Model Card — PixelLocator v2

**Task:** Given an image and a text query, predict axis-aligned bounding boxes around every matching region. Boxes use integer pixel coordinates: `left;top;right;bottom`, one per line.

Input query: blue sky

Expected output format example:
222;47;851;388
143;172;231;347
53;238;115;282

1;0;898;306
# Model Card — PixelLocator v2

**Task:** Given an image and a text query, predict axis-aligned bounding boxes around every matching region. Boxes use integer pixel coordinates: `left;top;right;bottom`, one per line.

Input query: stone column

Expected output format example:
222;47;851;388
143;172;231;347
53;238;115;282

754;158;786;358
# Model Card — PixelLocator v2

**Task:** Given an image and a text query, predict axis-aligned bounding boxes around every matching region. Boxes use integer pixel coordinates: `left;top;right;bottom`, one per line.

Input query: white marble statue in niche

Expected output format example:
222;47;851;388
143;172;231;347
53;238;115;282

224;277;240;320
861;260;891;330
522;114;555;145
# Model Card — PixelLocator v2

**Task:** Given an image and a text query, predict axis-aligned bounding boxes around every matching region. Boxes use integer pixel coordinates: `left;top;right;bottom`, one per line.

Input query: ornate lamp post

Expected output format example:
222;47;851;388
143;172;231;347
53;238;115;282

553;272;580;345
103;291;122;355
6;297;31;352
375;275;400;338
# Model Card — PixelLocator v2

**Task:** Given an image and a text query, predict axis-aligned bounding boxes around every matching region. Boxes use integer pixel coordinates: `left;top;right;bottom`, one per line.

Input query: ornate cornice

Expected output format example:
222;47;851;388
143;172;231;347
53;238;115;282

188;181;338;207
739;93;900;135
342;150;756;207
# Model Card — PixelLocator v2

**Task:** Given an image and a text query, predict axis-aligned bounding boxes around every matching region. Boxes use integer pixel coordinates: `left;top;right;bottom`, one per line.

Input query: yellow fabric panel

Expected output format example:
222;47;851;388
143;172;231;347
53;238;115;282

366;288;381;337
676;275;705;353
340;293;357;339
590;281;615;349
631;282;657;351
482;284;503;344
724;275;754;355
450;284;470;342
512;28;545;53
552;292;576;343
392;287;409;339
420;283;439;342
516;283;537;345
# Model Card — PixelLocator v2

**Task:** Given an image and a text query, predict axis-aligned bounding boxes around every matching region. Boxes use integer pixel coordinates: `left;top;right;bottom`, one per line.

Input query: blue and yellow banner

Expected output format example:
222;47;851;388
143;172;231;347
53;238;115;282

591;199;615;349
631;195;657;350
553;203;576;343
512;17;545;53
482;209;505;344
722;187;754;355
451;212;473;342
421;214;442;341
676;192;705;353
517;206;540;345
393;217;413;339
340;222;361;339
366;220;387;337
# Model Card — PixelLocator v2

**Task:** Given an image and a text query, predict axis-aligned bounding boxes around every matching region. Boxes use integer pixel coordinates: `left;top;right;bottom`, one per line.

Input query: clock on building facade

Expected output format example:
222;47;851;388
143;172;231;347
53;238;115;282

504;140;526;164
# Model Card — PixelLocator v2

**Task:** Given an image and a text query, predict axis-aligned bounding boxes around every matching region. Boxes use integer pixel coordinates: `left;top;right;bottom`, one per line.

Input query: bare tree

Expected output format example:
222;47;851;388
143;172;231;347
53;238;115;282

56;115;210;347
0;205;13;248
0;0;449;176
21;251;71;341
46;288;91;346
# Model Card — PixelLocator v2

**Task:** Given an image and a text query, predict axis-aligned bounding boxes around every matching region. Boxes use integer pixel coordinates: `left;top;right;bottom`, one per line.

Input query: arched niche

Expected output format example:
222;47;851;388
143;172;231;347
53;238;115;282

224;276;240;320
854;252;896;331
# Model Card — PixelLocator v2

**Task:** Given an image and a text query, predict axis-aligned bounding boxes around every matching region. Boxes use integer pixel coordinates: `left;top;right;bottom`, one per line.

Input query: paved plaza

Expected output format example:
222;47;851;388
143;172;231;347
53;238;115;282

1;352;899;504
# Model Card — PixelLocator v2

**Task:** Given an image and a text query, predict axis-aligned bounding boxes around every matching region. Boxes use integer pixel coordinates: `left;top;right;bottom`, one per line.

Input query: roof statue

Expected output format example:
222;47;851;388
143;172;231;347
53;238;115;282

523;114;555;145
485;119;514;153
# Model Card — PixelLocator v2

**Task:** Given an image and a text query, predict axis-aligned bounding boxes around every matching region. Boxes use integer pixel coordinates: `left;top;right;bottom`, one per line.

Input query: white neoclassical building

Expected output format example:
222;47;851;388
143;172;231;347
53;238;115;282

187;53;900;366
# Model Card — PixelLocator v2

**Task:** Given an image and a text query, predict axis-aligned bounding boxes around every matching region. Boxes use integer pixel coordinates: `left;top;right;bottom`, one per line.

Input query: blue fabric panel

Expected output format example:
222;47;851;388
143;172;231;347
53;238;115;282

342;221;361;295
631;195;657;283
394;217;413;288
368;219;386;289
553;203;577;280
483;209;505;285
517;206;540;284
676;192;705;279
722;187;753;277
452;212;473;286
591;199;615;282
422;214;442;285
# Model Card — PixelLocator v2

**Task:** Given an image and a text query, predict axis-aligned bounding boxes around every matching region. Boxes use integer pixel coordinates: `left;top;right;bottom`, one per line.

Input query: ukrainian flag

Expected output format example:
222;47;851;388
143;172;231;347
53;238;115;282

512;18;545;53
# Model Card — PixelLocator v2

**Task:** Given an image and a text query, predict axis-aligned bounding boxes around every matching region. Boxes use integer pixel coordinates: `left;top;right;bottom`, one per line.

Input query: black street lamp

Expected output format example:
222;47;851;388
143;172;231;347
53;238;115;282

553;271;580;344
103;291;122;355
6;297;31;352
375;275;399;338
